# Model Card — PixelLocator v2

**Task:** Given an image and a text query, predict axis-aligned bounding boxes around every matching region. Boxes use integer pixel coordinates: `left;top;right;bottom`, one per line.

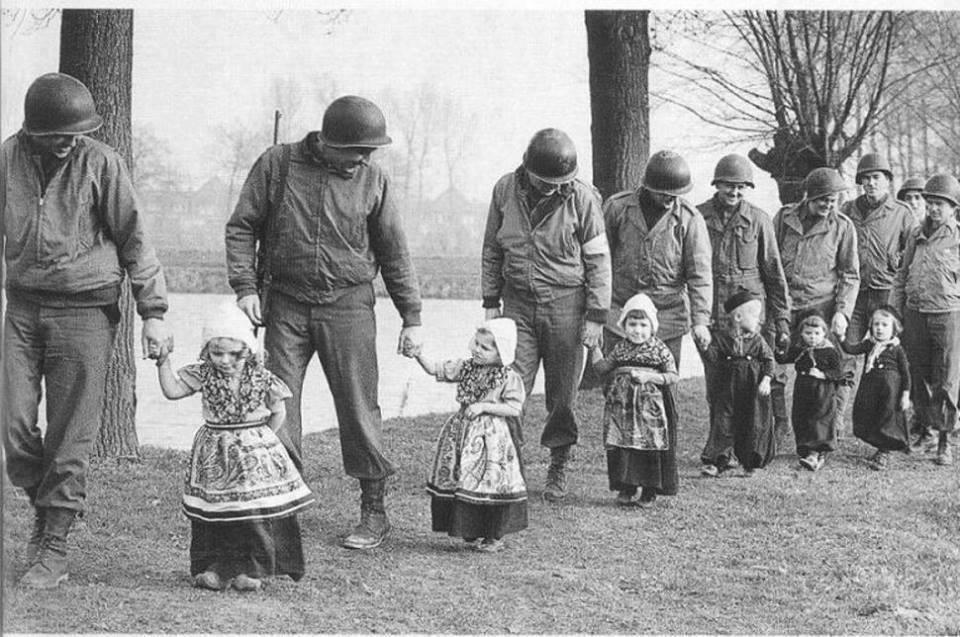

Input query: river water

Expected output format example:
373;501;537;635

132;293;702;450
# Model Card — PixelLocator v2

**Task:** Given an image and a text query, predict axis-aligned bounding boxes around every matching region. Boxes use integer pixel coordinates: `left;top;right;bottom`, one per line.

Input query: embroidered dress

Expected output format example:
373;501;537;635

426;359;527;540
776;343;848;457
843;338;912;451
700;329;776;470
594;338;680;495
177;362;314;581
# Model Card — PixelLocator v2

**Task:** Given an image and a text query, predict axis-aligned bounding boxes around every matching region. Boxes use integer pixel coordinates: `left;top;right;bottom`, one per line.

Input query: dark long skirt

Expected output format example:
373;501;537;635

701;359;776;470
431;498;528;540
190;516;305;582
853;368;910;451
792;375;837;456
607;384;679;495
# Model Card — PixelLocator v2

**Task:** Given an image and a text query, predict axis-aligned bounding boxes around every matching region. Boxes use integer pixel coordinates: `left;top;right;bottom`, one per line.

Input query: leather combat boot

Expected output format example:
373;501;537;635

543;445;572;503
19;507;74;589
26;507;46;565
341;479;391;550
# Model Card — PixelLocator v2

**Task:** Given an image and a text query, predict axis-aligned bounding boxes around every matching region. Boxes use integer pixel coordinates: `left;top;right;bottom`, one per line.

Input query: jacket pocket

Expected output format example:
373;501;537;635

735;225;759;270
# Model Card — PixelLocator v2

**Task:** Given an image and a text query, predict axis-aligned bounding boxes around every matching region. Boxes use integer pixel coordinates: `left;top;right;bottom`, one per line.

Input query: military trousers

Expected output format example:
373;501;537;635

2;295;118;512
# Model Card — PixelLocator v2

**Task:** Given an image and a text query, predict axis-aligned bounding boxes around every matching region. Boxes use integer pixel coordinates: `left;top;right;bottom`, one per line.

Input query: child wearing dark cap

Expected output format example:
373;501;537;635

841;305;912;470
697;290;776;477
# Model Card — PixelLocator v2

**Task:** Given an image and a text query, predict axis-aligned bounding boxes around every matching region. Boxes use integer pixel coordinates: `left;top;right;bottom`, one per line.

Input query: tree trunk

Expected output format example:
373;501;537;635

585;10;650;200
60;9;140;460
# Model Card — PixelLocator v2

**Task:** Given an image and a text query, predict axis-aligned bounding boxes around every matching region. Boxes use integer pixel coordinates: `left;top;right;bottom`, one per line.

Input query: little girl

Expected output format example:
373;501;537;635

775;313;849;472
411;318;527;553
156;304;314;591
589;293;679;507
841;306;912;469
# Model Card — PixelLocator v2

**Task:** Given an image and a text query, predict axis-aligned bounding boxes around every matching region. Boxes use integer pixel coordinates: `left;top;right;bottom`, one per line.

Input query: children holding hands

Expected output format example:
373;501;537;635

156;304;314;591
589;293;679;508
697;290;776;477
408;318;528;553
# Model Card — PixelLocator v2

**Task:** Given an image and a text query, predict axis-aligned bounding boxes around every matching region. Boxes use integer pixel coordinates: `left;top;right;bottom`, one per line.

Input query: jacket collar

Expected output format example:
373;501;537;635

782;202;837;237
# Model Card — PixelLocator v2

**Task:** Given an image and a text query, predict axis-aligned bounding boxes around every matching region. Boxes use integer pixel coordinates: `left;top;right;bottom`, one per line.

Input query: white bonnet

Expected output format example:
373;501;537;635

617;293;659;335
201;302;259;354
483;317;518;367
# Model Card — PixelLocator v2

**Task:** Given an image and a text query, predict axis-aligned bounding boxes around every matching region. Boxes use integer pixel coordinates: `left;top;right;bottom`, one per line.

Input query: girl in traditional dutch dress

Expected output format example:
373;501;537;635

775;313;849;472
411;318;527;553
589;293;679;508
841;306;912;470
156;304;314;591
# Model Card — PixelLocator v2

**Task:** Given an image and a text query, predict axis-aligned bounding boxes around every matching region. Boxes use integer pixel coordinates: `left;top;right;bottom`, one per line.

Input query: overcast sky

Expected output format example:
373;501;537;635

4;3;924;209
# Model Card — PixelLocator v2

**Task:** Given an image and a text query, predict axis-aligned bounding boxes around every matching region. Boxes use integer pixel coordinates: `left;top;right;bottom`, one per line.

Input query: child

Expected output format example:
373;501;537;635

589;293;679;508
775;313;849;471
156;304;314;591
841;306;912;469
698;290;776;477
411;318;527;553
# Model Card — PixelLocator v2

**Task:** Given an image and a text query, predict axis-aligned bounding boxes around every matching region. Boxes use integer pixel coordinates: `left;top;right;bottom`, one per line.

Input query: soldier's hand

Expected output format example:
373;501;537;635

830;312;848;339
237;294;263;327
581;320;604;350
692;324;712;350
141;318;171;360
758;376;772;397
398;325;423;357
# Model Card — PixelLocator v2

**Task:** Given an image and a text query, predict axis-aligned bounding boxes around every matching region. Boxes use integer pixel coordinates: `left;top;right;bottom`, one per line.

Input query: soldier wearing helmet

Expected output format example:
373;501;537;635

481;128;611;504
890;174;960;466
840;153;916;348
226;95;422;551
696;154;790;477
602;150;713;504
2;73;171;588
897;176;927;225
771;167;860;471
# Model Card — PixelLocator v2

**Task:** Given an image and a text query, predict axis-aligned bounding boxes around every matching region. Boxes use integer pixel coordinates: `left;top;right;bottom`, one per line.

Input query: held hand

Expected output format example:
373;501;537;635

141;318;172;360
776;324;792;352
900;394;913;413
692;324;712;350
581;320;604;350
830;312;848;339
484;307;502;320
398;325;423;357
237;294;263;327
464;403;485;419
758;376;772;397
808;368;827;380
630;369;656;385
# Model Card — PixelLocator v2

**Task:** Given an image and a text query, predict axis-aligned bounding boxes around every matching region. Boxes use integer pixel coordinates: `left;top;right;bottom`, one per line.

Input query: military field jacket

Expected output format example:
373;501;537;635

1;131;167;318
225;135;422;327
698;196;790;326
890;216;960;314
841;194;916;291
773;203;860;318
481;170;611;324
604;190;713;341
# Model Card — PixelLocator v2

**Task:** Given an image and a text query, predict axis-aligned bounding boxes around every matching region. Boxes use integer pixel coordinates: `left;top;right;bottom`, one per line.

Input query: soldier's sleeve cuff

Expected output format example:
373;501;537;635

482;296;501;309
586;308;608;324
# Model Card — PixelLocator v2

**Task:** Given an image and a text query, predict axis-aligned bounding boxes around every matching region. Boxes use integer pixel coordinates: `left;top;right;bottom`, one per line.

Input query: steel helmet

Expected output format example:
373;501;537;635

922;174;960;208
855;153;893;183
23;72;102;136
642;150;692;196
319;96;392;148
803;167;848;201
522;128;578;184
897;176;926;200
711;154;755;188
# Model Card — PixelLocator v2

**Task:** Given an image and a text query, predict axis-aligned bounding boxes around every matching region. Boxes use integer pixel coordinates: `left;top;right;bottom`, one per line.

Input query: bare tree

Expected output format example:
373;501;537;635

660;11;914;204
436;96;475;193
585;10;651;200
132;125;183;192
59;9;140;458
208;122;268;214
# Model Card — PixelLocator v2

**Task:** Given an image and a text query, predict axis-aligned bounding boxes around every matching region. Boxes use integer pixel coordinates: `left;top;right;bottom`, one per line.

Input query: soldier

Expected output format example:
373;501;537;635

772;167;860;469
890;174;960;466
696;154;791;476
2;73;171;588
841;154;916;346
897;176;927;225
603;150;713;499
481;128;611;503
226;96;423;550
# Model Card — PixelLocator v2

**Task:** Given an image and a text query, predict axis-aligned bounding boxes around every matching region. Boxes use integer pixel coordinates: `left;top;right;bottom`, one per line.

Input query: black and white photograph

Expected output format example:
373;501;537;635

2;0;959;633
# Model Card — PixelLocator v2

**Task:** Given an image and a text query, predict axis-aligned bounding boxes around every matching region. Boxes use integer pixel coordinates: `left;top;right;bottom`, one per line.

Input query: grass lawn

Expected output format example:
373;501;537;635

4;377;960;634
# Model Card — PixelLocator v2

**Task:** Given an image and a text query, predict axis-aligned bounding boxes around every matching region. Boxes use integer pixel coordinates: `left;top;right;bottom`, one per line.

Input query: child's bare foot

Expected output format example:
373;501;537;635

231;573;263;592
